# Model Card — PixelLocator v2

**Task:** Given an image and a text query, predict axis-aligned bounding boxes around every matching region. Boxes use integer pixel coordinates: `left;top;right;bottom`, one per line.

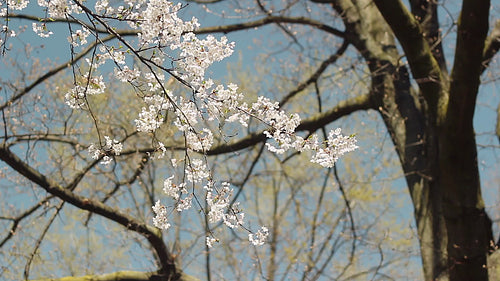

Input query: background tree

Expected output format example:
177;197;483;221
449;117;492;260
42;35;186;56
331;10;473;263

0;1;499;281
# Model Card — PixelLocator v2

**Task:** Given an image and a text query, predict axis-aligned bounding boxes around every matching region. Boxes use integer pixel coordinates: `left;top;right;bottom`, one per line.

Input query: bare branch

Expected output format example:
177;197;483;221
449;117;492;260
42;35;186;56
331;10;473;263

0;196;53;248
333;165;356;268
196;16;345;38
409;0;448;73
280;40;349;105
31;270;200;281
24;201;64;280
6;134;81;146
0;145;178;278
373;0;444;115
84;154;149;225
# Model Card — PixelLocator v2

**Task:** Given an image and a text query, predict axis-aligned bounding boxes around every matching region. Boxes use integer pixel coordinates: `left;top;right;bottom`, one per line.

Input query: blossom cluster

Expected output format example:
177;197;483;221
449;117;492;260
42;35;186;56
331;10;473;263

152;200;171;230
32;23;53;38
134;94;172;132
249;226;269;246
2;0;358;248
206;182;244;228
68;27;91;46
311;128;359;168
65;74;106;109
1;0;28;15
88;136;123;165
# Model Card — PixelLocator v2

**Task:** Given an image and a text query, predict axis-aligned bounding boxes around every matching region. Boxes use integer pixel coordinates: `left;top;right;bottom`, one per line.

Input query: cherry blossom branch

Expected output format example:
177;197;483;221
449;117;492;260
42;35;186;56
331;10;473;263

2;0;359;252
208;93;372;155
4;14;344;38
4;13;109;34
0;33;118;111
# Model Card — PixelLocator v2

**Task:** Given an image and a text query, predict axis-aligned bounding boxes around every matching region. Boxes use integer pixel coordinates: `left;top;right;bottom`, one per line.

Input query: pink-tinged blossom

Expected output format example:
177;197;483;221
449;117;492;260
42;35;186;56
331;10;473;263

94;0;109;14
104;136;123;155
65;74;106;109
114;66;141;82
1;25;16;40
37;0;81;18
138;0;198;46
174;98;200;131
144;71;165;91
205;183;244;228
176;33;235;87
206;184;231;224
223;212;244;229
249;96;301;154
88;144;101;160
0;25;14;48
292;134;320;152
6;0;28;10
202;83;249;125
151;142;167;159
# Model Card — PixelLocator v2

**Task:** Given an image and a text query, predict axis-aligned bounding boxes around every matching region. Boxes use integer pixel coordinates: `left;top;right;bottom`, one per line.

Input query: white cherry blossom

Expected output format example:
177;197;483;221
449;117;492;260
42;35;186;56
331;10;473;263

249;226;269;246
152;200;170;230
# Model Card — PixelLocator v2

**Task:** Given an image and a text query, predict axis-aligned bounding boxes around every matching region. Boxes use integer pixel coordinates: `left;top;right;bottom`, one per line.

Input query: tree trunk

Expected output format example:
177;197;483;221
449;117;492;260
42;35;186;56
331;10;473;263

438;109;492;281
437;1;493;279
329;0;494;279
373;63;448;281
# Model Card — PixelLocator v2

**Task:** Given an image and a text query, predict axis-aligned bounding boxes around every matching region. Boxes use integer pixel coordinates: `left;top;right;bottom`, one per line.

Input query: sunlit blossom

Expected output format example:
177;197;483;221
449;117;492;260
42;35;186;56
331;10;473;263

249;226;269;246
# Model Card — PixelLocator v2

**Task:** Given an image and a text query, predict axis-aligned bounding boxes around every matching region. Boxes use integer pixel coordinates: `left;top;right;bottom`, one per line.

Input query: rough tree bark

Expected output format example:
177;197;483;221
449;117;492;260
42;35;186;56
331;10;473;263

327;0;496;280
